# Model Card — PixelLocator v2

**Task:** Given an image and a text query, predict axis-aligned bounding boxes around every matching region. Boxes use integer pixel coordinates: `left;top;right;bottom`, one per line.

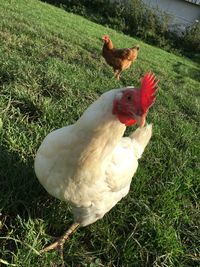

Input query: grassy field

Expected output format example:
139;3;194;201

0;0;199;266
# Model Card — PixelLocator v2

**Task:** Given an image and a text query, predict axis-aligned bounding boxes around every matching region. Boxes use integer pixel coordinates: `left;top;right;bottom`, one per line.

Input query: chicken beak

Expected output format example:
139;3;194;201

134;113;146;127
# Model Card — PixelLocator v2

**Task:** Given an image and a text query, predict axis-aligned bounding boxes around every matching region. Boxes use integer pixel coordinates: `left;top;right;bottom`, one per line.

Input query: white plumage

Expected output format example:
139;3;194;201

35;88;152;227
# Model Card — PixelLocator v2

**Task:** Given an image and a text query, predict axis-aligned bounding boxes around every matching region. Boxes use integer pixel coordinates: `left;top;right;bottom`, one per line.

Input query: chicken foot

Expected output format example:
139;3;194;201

39;222;80;255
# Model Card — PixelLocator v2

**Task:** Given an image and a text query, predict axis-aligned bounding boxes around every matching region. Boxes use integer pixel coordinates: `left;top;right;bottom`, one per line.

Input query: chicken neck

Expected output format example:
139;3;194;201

74;90;126;164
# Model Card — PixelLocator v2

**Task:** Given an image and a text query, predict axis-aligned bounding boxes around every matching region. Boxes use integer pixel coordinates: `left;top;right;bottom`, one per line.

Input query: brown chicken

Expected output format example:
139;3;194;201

102;35;140;80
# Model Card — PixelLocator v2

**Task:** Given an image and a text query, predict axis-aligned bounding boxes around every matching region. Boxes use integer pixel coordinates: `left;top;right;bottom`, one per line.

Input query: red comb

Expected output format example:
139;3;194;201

102;35;109;40
140;72;159;113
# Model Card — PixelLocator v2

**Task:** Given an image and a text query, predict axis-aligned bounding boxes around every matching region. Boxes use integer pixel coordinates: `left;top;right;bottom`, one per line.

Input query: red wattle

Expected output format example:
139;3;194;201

117;114;136;126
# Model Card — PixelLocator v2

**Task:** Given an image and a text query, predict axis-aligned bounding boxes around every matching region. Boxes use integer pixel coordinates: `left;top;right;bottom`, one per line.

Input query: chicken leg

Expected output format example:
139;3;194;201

39;222;80;255
114;69;121;80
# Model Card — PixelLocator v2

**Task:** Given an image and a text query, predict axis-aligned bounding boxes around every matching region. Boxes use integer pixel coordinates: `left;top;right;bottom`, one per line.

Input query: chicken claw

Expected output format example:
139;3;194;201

39;222;80;256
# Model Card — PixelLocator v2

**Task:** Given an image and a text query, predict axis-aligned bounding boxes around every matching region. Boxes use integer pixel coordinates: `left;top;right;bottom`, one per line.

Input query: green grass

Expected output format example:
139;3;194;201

0;0;199;266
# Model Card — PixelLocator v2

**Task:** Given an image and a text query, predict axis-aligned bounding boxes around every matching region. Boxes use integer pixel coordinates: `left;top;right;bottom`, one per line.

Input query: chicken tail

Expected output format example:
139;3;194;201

130;124;152;159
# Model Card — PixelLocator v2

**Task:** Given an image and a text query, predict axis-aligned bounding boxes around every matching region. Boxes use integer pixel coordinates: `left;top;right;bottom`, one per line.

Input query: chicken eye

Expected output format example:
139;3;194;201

127;95;132;101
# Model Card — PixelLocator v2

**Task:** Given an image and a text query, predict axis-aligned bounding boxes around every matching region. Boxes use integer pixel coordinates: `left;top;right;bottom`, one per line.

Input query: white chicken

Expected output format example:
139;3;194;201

35;73;158;253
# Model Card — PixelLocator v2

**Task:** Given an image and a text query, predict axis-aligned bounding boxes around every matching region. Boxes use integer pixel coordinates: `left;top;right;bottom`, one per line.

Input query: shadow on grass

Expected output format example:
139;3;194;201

11;98;42;123
0;146;42;213
0;145;73;257
0;146;39;258
173;62;200;82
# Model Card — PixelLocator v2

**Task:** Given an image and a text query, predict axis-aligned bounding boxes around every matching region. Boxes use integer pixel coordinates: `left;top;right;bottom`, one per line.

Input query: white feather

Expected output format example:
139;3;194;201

34;89;152;226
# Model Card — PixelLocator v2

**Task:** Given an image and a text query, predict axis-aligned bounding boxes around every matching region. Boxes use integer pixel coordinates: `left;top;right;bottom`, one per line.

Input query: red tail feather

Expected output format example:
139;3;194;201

140;72;159;113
